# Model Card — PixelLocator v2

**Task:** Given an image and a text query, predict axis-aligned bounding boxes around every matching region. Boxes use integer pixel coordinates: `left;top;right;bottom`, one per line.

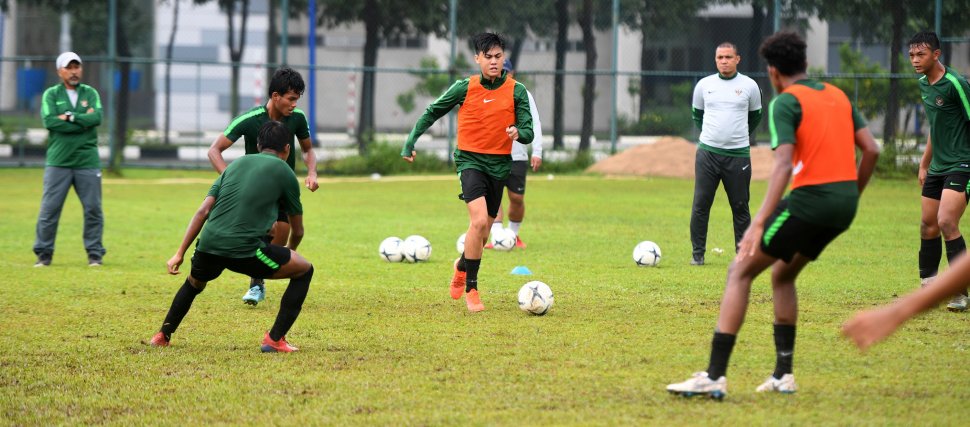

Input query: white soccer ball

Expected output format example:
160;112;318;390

633;241;662;267
491;228;517;252
379;236;404;262
518;281;554;315
456;233;466;253
402;235;432;263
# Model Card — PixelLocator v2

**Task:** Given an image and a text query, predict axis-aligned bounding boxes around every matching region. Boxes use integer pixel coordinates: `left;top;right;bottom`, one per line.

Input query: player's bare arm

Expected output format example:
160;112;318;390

854;127;881;194
298;137;319;191
287;214;305;251
737;144;793;261
919;135;932;186
208;134;235;174
168;196;215;275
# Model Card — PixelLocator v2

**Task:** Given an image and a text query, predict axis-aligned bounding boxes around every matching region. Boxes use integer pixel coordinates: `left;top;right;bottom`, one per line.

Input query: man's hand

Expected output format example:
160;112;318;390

403;150;416;163
305;174;319;192
531;156;542;172
918;166;928;186
506;126;519;141
841;306;904;352
735;223;764;262
167;253;184;275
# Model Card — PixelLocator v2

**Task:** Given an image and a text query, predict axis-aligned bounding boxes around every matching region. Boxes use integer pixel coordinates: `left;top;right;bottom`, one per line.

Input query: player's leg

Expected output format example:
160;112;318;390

689;149;720;265
73;168;105;266
937;176;969;310
33;166;74;266
150;251;223;347
722;155;752;253
755;254;810;393
486;203;503;249
243;212;287;306
919;176;944;287
507;161;528;248
462;198;490;312
264;248;313;351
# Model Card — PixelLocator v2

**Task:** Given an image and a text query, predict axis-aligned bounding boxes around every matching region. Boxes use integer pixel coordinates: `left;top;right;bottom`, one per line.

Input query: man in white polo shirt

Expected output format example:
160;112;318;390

689;41;763;266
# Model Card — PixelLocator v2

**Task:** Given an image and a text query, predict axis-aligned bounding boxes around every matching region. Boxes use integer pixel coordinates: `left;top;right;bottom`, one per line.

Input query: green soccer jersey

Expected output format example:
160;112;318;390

40;83;103;169
223;106;311;171
401;70;534;179
920;66;970;175
768;79;866;228
197;153;303;258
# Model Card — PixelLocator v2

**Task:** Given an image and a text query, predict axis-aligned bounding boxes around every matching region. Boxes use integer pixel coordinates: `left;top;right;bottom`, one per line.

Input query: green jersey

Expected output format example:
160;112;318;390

224;105;311;171
768;79;866;227
197;153;303;258
920;66;970;175
40;83;103;169
402;71;534;179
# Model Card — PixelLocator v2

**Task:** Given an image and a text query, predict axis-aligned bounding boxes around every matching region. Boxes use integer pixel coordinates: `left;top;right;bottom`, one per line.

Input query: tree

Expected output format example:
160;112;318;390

553;0;569;150
576;0;596;152
207;0;251;118
162;0;181;146
317;0;448;155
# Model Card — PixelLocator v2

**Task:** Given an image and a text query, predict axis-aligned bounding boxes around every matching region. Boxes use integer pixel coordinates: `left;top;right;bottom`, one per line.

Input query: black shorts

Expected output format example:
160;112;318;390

760;200;847;262
505;161;528;195
189;244;291;282
922;173;970;202
458;168;507;218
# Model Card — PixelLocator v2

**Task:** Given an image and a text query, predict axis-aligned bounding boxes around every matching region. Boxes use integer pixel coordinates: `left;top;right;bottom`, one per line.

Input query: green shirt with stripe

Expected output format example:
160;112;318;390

920;66;970;175
401;70;534;179
40;83;103;169
768;79;866;228
223;105;311;171
197;153;303;258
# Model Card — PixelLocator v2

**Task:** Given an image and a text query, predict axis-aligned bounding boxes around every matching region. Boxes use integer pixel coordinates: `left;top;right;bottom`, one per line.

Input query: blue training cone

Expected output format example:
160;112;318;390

510;266;532;275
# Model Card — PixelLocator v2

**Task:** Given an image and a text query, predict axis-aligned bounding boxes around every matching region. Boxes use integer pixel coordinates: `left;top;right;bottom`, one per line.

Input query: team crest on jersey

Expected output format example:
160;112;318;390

735;89;742;96
936;96;944;106
81;100;88;108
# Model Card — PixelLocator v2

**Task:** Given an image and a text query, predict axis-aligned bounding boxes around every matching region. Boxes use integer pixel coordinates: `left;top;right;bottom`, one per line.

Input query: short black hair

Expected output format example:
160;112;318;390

909;31;941;51
472;32;505;55
717;42;739;55
257;121;292;153
759;31;807;76
268;67;305;99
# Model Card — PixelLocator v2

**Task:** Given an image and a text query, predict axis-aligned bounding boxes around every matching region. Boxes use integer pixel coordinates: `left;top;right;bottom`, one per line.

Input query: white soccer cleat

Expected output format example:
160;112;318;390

755;373;798;393
666;372;727;400
946;294;968;312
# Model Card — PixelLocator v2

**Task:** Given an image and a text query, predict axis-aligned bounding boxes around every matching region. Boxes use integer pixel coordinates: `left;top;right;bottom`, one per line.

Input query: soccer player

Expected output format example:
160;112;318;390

909;31;970;312
843;252;970;351
689;42;762;266
149;121;314;353
401;32;534;312
208;67;318;306
666;31;879;399
487;58;543;249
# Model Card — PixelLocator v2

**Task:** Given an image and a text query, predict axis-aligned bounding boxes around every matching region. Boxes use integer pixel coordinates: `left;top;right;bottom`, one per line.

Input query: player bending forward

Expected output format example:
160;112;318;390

666;31;879;399
149;121;314;352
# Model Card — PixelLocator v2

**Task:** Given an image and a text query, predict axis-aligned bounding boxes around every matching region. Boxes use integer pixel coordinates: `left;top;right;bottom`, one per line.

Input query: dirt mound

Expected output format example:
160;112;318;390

586;136;774;180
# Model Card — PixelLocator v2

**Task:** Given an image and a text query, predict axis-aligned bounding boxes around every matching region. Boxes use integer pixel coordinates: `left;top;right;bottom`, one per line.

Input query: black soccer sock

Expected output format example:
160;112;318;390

705;332;737;380
772;324;796;379
250;277;265;290
159;279;204;340
464;258;481;292
457;254;467;272
269;265;313;341
919;237;943;279
945;236;967;296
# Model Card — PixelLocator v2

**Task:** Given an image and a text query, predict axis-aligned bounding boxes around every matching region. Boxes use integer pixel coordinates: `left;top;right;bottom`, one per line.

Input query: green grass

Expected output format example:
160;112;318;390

1;168;968;425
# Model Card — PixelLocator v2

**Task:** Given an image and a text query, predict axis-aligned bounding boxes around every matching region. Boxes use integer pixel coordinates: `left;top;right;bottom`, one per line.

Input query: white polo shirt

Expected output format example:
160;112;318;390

692;72;762;150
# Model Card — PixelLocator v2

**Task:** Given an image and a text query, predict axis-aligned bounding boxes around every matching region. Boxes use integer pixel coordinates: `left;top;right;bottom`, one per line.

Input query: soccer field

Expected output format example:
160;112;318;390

1;168;968;424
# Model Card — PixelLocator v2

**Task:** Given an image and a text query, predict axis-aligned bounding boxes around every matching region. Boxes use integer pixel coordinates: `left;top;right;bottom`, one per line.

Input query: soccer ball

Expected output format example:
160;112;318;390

633;241;662;267
402;235;432;263
379;237;404;262
491;228;517;251
456;232;466;253
518;281;554;315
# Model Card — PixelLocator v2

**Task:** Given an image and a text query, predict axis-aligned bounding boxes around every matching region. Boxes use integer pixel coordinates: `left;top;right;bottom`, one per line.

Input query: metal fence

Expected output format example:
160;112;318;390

0;0;966;169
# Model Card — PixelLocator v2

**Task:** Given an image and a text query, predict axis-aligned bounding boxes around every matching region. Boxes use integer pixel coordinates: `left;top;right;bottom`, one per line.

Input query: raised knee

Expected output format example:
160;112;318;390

188;277;207;292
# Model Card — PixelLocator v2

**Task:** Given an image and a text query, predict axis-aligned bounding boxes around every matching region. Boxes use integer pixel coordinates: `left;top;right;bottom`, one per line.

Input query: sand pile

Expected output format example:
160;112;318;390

586;136;774;180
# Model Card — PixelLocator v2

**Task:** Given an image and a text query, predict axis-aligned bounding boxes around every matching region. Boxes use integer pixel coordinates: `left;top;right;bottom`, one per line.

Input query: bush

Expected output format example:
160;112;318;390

619;106;693;137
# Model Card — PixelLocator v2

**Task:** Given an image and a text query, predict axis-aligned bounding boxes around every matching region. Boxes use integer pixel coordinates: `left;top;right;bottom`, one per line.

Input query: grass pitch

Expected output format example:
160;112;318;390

1;168;968;425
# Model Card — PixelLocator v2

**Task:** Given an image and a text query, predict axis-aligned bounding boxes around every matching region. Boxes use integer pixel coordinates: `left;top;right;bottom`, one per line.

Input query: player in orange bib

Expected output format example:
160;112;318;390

401;32;534;312
666;31;880;400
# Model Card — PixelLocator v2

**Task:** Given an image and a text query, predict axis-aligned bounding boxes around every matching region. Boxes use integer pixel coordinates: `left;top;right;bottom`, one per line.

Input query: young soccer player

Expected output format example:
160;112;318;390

666;31;880;399
208;67;318;306
910;31;970;312
150;121;314;352
401;32;534;312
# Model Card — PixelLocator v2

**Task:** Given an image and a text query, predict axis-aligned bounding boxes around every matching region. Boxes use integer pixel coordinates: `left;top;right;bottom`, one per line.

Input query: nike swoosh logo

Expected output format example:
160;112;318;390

778;351;792;357
742;164;750;170
483;99;495;103
950;182;962;186
56;101;66;104
707;90;715;94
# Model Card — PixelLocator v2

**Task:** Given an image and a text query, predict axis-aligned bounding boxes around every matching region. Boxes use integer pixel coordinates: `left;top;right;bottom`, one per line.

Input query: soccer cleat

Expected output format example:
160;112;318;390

920;276;935;288
450;258;466;300
243;285;265;306
34;254;52;267
261;332;299;353
666;372;727;400
755;374;798;393
515;236;527;248
946;294;968;312
149;332;170;347
88;254;102;267
484;242;494;249
465;289;485;312
690;255;705;266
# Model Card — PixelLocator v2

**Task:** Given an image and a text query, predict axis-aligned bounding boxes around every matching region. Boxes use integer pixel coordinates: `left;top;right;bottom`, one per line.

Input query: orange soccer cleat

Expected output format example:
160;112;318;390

149;332;170;347
450;258;466;300
260;332;299;353
465;289;485;312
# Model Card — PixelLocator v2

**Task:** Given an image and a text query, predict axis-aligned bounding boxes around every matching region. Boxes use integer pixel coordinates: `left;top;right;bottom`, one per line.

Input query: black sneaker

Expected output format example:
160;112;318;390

690;255;705;266
88;254;103;267
34;253;52;267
